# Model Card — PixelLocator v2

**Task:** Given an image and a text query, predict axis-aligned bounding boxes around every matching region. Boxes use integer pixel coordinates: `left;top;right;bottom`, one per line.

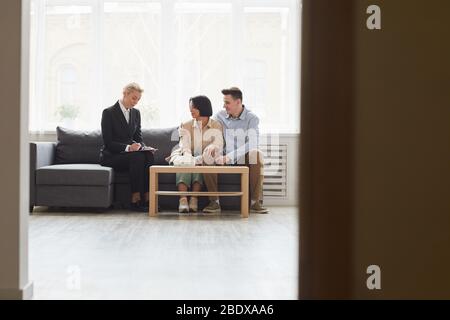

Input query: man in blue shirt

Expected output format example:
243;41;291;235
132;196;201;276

203;87;268;214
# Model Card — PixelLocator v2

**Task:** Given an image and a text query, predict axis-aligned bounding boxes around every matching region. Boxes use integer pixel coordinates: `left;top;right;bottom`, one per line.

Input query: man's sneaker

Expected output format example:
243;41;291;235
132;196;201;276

179;198;189;214
203;200;221;213
250;201;269;214
189;197;198;212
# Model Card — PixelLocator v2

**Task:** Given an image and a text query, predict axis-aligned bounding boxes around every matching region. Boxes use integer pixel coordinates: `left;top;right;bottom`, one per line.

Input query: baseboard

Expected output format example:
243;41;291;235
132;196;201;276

264;198;298;206
0;282;34;300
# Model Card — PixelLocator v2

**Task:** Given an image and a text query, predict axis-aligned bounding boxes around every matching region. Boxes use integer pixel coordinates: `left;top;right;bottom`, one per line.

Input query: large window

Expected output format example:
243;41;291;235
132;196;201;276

30;0;301;133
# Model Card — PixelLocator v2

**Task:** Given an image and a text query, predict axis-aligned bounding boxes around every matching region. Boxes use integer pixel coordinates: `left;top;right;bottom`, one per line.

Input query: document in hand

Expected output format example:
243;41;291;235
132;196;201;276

139;146;158;153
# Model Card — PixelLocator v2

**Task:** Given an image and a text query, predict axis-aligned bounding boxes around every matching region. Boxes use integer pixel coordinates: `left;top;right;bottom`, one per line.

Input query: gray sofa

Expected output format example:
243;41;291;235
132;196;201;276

29;126;242;212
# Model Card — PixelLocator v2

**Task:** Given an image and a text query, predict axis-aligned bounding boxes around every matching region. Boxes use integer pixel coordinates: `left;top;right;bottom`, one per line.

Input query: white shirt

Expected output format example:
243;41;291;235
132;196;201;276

119;99;131;152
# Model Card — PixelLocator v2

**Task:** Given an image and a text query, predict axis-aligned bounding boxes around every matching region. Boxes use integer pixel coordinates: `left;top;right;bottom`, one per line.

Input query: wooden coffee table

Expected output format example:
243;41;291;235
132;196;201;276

149;165;249;218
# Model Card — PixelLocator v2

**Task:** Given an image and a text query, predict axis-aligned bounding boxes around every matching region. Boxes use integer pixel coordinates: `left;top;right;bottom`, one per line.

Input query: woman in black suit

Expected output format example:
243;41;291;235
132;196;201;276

100;83;155;212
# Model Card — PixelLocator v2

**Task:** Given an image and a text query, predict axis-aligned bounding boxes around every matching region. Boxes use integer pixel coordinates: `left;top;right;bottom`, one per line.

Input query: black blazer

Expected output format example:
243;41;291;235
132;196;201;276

100;101;145;161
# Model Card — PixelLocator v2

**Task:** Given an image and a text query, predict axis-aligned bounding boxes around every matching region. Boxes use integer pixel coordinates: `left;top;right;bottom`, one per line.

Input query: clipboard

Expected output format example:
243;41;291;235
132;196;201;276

121;146;158;154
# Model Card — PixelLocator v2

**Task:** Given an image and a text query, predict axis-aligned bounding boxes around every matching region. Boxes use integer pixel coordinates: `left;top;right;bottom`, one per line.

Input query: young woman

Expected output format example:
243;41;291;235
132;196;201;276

167;95;223;213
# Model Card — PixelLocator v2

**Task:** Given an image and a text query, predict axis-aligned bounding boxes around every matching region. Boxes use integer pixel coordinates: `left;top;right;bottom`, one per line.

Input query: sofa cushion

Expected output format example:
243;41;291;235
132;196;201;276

114;171;176;184
54;126;179;165
55;127;103;164
219;174;241;185
36;164;113;186
113;170;240;185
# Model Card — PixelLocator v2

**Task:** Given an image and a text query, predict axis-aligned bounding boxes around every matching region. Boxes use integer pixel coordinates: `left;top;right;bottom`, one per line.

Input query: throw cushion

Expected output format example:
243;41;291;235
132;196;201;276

55;126;103;164
55;126;179;165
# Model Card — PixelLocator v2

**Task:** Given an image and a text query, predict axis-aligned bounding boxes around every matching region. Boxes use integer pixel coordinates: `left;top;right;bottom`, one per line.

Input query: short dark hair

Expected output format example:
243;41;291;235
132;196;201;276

221;87;243;102
189;95;213;117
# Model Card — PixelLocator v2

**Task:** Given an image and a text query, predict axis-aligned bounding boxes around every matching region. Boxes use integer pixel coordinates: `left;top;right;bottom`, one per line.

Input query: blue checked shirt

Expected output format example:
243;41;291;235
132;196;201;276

214;106;260;164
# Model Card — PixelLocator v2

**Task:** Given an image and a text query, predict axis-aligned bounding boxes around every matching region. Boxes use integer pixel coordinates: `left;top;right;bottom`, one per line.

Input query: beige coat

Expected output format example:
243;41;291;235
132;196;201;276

166;118;224;165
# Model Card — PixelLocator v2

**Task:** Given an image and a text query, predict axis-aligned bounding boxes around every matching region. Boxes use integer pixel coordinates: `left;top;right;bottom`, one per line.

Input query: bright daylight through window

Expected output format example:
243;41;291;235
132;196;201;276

29;0;300;134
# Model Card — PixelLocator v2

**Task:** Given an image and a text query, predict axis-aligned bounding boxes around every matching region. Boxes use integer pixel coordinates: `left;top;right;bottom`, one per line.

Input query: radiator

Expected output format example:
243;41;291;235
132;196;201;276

260;144;288;198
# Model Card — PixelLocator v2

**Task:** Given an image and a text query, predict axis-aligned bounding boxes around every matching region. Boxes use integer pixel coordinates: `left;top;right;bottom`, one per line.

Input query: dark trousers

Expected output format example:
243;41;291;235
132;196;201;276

101;151;154;197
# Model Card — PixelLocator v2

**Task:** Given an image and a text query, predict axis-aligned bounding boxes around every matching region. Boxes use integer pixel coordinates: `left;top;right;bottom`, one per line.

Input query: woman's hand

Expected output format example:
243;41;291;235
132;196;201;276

203;145;219;165
215;155;231;165
203;145;217;158
129;143;142;152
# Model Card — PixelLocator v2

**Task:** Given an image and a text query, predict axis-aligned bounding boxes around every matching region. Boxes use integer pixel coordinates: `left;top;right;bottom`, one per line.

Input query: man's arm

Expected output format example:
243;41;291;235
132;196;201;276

101;109;129;153
225;116;259;163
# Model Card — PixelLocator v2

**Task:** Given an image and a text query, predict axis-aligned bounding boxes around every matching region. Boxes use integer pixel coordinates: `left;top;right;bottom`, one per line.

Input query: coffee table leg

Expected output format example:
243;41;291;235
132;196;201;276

154;173;159;212
149;169;157;217
241;171;249;218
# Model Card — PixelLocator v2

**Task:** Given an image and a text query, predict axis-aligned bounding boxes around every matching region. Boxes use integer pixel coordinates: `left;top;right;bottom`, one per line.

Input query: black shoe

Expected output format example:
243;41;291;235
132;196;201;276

141;201;150;212
130;202;148;212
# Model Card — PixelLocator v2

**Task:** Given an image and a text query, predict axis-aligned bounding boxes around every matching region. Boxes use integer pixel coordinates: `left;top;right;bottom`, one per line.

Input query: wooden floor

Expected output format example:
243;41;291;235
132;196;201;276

29;206;298;300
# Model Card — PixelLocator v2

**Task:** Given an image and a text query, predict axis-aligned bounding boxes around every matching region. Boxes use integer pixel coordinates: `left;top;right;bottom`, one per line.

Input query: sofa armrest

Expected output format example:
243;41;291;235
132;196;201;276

30;142;56;206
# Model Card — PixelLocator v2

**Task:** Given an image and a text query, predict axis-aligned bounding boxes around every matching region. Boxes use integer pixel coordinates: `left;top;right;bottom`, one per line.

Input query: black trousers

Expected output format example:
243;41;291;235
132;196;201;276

101;151;154;197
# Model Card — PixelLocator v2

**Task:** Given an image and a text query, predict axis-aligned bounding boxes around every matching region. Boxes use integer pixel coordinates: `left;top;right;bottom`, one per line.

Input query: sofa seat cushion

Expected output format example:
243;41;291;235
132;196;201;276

114;170;241;185
114;171;176;184
36;164;113;186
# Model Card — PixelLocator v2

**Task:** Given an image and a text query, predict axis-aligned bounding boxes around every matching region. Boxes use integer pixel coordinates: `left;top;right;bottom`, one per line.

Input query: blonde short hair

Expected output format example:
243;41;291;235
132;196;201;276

123;82;144;94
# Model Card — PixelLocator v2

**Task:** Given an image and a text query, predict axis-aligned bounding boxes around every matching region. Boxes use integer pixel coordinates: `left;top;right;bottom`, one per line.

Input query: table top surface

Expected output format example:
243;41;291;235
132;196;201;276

150;165;248;173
